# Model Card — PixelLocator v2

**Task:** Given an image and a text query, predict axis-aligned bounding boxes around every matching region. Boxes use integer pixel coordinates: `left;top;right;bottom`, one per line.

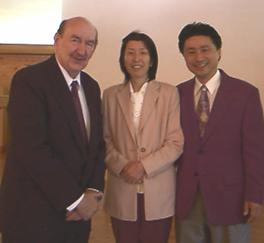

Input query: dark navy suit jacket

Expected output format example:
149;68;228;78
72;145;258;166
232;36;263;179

0;56;105;241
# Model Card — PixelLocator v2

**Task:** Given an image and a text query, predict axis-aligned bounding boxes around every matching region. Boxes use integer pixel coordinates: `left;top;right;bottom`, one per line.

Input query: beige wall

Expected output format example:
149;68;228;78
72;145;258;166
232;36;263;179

1;0;263;104
62;0;264;108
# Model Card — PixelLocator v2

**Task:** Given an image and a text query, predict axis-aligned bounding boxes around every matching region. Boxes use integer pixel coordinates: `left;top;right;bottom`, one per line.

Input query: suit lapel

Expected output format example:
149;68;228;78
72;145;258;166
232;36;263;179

81;74;95;146
202;73;231;143
47;57;86;152
180;80;201;140
116;83;137;142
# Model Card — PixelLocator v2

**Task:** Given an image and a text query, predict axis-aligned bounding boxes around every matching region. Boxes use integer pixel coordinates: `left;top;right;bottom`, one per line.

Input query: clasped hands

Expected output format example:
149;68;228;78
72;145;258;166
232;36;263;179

66;189;103;221
120;160;146;184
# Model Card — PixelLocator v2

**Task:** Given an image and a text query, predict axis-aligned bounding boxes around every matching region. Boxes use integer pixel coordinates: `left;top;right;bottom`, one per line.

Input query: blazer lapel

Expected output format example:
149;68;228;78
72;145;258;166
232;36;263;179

116;83;137;142
202;74;231;143
138;81;159;133
180;80;201;140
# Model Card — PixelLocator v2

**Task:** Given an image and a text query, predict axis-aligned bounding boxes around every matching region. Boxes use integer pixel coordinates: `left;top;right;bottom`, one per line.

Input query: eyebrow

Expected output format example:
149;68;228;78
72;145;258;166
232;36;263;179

71;34;80;39
71;34;96;43
126;47;148;50
186;44;210;50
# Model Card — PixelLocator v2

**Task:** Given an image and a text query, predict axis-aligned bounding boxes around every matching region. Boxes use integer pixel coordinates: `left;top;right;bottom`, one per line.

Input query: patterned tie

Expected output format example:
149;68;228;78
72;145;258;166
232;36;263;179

70;81;88;145
197;85;210;137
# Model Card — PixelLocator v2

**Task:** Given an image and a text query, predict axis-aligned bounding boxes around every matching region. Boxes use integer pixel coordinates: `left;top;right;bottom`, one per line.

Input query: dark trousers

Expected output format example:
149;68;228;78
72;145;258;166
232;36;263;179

2;220;91;243
111;194;172;243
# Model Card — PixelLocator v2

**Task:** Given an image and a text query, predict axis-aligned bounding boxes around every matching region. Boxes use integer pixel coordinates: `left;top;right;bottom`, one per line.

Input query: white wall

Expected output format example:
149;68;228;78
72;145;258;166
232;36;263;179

1;0;264;104
63;0;264;107
0;0;62;44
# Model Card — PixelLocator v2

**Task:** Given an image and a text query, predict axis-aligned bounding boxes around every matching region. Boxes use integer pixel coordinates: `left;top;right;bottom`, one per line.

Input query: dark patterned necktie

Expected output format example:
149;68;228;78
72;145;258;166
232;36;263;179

197;85;210;137
71;81;88;145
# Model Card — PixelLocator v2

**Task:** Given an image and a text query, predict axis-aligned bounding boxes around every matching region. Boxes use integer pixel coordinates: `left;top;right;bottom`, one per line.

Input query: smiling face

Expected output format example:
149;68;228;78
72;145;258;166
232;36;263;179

182;35;221;84
54;18;97;78
123;40;151;82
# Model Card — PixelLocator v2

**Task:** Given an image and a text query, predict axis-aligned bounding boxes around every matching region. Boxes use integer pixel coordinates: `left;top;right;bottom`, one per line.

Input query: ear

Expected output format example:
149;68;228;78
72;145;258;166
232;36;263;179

217;49;221;61
54;33;60;44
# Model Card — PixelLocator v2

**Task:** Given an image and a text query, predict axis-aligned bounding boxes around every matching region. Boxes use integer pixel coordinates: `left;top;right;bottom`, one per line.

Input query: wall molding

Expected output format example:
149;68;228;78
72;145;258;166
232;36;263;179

0;44;53;55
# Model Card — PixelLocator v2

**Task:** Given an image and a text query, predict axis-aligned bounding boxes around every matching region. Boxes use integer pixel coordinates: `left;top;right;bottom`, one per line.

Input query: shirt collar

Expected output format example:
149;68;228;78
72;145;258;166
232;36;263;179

56;58;81;88
195;69;220;95
129;81;148;95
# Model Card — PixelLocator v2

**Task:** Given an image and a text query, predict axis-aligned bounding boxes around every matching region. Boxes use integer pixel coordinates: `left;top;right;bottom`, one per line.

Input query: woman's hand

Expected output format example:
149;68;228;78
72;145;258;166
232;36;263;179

120;161;145;184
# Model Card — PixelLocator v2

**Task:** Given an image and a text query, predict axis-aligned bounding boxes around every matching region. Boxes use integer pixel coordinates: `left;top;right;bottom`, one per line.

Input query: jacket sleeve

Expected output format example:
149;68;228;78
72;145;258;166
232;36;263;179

85;83;105;192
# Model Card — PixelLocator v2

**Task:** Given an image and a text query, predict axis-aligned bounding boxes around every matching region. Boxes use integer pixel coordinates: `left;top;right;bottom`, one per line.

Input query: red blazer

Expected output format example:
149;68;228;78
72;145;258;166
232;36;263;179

0;56;105;240
176;69;264;225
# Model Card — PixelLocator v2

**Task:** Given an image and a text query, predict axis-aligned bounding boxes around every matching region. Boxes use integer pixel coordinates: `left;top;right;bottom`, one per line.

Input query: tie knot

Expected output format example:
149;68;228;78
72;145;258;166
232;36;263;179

71;81;79;97
201;85;208;92
71;80;79;89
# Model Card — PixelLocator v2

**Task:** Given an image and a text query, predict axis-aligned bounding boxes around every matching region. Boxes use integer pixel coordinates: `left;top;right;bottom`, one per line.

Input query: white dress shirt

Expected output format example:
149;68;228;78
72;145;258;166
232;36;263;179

129;82;148;193
130;82;148;132
194;69;221;110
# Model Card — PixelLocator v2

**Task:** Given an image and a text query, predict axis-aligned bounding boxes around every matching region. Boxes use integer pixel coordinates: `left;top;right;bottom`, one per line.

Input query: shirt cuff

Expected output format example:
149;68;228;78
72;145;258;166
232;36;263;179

87;188;100;193
66;193;84;211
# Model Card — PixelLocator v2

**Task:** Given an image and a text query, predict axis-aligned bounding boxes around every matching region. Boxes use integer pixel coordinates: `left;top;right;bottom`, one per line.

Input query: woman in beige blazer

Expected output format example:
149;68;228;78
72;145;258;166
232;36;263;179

103;31;184;243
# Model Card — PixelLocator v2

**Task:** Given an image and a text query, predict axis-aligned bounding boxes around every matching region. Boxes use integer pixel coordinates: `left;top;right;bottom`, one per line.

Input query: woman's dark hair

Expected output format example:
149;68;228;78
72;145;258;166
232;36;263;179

119;31;158;82
178;22;222;53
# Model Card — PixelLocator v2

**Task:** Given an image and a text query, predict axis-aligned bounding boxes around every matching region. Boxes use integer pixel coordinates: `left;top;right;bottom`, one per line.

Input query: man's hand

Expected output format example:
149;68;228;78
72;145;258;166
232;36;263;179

243;201;263;223
66;210;82;221
67;190;103;221
120;161;145;184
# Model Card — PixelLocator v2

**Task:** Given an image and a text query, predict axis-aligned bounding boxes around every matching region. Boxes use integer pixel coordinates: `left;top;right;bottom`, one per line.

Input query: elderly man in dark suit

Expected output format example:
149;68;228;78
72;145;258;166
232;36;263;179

175;22;264;243
0;17;105;243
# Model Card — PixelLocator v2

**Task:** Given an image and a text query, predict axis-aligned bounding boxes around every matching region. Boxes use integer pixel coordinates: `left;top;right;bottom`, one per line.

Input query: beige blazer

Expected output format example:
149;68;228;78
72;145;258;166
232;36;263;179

103;80;184;221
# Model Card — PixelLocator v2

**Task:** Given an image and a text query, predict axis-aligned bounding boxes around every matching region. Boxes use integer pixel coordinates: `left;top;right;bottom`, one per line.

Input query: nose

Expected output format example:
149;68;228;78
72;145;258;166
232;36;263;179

132;52;140;62
194;51;204;61
77;42;87;56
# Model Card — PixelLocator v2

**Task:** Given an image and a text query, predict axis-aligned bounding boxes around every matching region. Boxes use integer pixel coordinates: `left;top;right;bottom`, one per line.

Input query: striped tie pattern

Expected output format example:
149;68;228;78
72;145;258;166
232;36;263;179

197;85;210;137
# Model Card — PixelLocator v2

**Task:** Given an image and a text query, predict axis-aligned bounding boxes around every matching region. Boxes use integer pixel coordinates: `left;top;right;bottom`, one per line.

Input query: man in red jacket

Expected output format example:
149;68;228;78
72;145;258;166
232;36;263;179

176;22;264;243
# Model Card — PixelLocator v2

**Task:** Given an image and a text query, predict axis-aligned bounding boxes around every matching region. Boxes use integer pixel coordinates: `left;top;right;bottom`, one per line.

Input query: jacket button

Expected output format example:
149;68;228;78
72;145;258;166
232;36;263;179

140;147;146;152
